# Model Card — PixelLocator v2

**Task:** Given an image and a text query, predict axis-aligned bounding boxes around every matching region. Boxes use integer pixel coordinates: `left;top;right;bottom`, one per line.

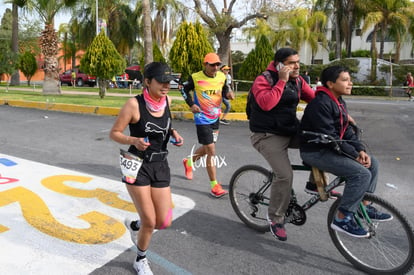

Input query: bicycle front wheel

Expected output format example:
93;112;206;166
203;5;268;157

328;193;414;274
229;165;272;232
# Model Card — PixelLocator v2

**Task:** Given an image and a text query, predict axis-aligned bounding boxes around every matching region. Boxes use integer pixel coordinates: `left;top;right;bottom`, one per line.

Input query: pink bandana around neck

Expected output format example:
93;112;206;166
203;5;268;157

143;88;166;112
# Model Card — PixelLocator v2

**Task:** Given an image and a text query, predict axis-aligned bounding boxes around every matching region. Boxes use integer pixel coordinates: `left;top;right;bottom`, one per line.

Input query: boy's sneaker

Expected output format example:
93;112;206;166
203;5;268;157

304;181;341;197
331;215;369;238
133;258;153;275
124;218;140;246
182;158;193;180
270;222;287;241
210;183;228;198
220;119;230;125
365;205;393;221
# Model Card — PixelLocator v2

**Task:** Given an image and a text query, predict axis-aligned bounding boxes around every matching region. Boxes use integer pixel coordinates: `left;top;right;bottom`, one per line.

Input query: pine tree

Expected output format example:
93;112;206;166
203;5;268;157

169;21;214;81
80;32;126;98
18;51;37;86
238;35;274;81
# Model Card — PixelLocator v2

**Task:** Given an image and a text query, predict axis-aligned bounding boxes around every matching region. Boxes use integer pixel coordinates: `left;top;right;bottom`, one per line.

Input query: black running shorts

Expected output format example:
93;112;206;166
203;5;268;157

196;120;220;145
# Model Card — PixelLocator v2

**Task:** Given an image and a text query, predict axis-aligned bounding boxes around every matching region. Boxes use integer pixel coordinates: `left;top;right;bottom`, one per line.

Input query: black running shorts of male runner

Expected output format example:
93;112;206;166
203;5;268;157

196;120;220;145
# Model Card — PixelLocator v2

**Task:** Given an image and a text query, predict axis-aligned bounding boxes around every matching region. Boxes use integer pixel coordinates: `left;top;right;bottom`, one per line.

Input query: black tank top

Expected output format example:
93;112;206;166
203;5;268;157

128;95;171;157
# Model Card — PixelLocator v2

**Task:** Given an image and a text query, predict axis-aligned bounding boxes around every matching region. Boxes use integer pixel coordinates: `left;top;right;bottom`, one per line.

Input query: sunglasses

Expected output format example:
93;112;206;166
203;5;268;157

207;63;221;67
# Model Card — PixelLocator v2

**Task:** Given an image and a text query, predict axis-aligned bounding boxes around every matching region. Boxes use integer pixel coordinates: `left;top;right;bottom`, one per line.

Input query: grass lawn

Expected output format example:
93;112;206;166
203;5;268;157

0;85;249;112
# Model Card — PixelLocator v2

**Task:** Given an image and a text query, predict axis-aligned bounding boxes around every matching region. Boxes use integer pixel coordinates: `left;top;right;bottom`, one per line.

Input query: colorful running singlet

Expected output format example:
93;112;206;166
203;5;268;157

191;71;226;125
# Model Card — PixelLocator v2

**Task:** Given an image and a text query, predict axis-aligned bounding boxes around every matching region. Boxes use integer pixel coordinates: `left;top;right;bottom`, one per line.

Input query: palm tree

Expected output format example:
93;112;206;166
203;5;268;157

107;4;137;60
262;8;327;64
7;0;27;85
307;10;328;64
151;0;186;56
359;0;411;62
74;0;137;63
57;21;79;72
26;0;78;94
142;0;153;64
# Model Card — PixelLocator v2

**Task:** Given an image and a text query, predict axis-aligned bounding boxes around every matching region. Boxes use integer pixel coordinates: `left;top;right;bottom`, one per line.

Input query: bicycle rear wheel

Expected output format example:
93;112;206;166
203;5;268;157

229;165;272;232
328;193;414;274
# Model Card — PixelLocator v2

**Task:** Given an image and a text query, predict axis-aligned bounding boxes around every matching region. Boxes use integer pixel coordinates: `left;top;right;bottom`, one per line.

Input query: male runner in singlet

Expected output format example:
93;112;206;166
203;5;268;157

181;53;235;197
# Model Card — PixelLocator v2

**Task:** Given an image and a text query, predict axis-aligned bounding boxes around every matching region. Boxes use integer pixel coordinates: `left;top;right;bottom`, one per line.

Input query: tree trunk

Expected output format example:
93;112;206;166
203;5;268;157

346;11;354;58
10;3;20;86
216;31;231;65
334;0;341;59
142;0;153;65
370;25;378;83
41;23;61;94
379;22;385;60
98;79;107;98
343;0;355;58
43;55;61;94
395;33;401;64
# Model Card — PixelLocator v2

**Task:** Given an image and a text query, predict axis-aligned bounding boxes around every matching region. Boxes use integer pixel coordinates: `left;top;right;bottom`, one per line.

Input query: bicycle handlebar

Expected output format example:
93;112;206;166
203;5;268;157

302;123;362;157
302;130;343;154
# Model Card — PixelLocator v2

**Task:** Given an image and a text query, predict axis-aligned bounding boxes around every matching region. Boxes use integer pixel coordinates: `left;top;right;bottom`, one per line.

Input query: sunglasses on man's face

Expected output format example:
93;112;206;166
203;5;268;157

208;63;221;67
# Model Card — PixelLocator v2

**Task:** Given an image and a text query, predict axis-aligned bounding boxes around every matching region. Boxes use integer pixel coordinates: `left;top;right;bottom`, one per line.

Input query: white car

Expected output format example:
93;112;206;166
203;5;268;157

169;73;181;89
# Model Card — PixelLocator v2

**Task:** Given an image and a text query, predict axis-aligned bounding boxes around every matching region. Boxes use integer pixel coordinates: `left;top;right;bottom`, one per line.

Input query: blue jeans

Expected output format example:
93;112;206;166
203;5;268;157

300;149;378;214
222;98;231;114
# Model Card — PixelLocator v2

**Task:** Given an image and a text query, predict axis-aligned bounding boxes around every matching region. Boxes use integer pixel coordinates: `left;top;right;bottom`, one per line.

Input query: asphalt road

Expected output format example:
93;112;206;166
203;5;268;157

1;97;413;275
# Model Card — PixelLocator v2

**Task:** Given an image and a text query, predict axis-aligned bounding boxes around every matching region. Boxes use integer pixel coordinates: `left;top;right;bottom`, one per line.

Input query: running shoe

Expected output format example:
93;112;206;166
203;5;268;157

210;183;228;198
124;218;140;246
331;215;369;238
304;181;341;197
183;158;193;180
270;222;287;241
219;119;230;125
133;258;153;275
365;205;393;221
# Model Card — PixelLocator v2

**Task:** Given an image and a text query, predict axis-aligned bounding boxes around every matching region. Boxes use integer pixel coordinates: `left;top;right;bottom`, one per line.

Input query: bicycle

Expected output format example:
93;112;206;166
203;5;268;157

229;131;414;274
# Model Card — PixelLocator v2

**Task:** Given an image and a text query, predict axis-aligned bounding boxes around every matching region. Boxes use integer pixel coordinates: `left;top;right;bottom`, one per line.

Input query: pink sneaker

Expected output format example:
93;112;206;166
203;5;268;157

210;183;228;198
270;223;287;241
183;158;193;180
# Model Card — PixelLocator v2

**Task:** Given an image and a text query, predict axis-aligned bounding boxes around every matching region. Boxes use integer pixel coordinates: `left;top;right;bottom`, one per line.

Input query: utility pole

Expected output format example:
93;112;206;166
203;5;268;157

96;0;99;36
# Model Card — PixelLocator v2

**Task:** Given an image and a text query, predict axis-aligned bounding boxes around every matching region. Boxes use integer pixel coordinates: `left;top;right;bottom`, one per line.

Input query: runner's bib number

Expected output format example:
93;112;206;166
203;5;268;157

120;149;143;184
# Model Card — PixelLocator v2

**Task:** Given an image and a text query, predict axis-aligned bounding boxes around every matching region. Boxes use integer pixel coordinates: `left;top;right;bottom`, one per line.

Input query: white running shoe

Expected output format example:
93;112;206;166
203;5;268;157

124;218;140;246
133;258;153;275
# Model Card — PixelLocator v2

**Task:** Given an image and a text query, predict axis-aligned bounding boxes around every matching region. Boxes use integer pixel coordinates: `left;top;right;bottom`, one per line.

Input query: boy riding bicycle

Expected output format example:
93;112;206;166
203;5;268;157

300;65;391;238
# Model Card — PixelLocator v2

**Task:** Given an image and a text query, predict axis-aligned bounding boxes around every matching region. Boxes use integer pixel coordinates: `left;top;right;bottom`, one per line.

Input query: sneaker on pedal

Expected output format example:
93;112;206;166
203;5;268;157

270;222;287;241
183;158;193;180
124;218;140;246
210;183;228;198
305;181;340;196
365;205;393;221
133;258;153;275
331;215;369;238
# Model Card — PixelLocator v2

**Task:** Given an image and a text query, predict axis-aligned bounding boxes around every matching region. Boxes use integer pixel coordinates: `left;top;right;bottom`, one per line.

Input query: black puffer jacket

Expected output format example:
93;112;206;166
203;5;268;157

300;87;365;158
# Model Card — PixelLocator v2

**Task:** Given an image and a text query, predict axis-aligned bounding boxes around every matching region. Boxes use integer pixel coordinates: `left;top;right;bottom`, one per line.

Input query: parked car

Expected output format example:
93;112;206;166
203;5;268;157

59;68;96;87
125;65;143;83
169;73;181;89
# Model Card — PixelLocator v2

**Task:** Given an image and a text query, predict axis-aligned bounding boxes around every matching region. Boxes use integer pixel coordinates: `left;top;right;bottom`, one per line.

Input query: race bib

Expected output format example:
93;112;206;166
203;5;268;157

213;130;219;143
119;149;143;184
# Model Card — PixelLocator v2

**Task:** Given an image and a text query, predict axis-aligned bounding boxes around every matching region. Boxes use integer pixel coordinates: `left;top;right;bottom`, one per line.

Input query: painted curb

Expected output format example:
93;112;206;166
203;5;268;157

1;99;305;121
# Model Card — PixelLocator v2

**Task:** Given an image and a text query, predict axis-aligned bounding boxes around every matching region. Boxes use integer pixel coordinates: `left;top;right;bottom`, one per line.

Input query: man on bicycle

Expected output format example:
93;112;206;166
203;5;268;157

300;65;391;238
248;47;315;241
